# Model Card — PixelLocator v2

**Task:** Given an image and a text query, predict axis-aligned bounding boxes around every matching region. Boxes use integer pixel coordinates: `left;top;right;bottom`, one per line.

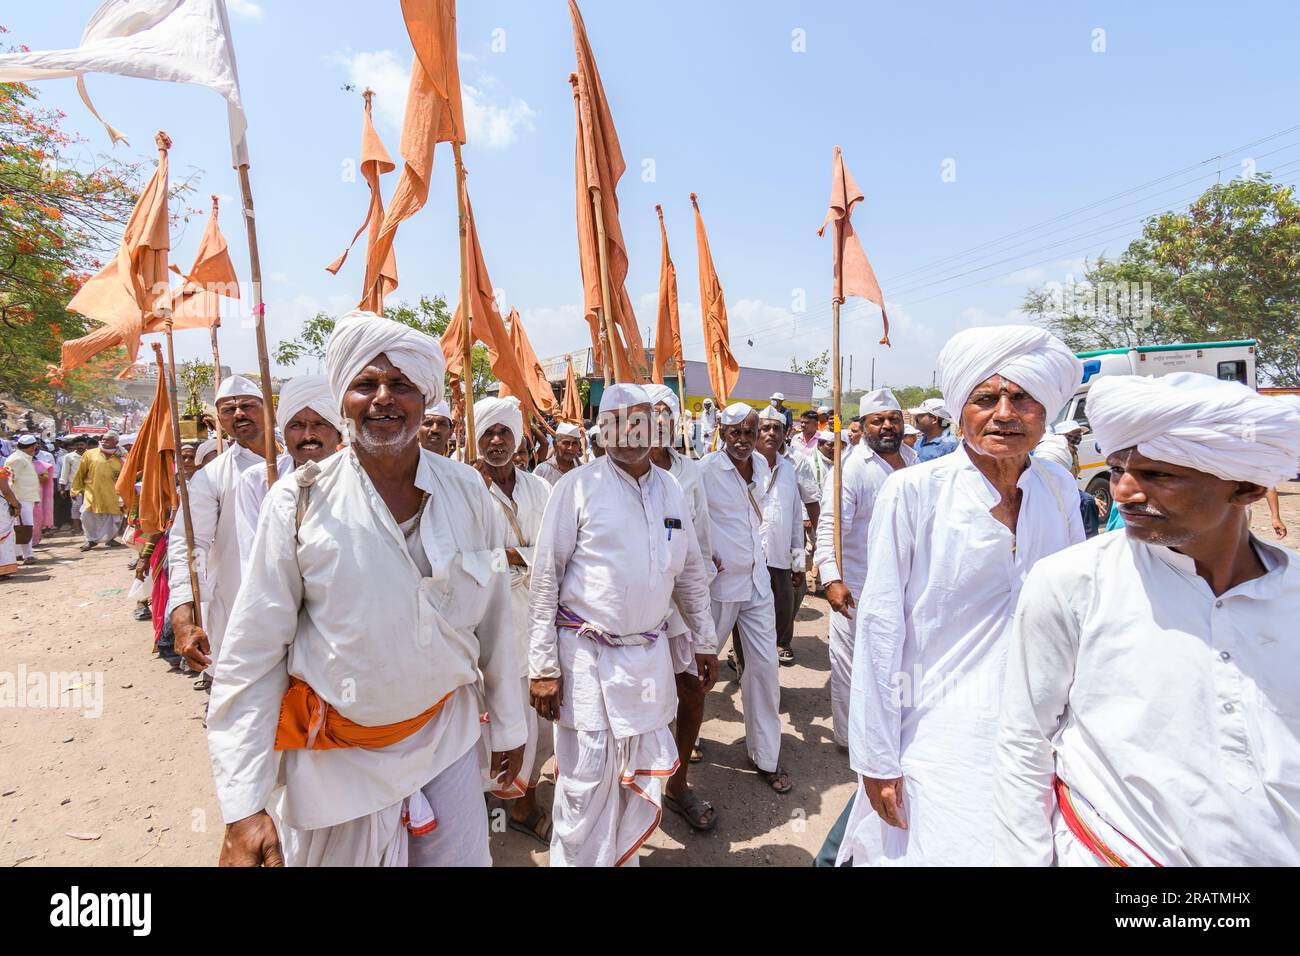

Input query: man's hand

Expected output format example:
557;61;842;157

1273;518;1288;540
171;604;212;671
694;653;719;693
529;676;563;721
863;775;907;830
219;811;283;867
792;570;805;590
825;580;856;617
1094;495;1108;518
490;744;526;791
134;562;149;582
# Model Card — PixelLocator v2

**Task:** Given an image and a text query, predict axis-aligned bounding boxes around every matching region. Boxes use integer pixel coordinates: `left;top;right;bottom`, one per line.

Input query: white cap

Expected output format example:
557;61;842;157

703;398;714;406
757;406;785;422
904;424;920;436
598;383;651;414
720;402;757;426
643;383;679;417
907;397;950;420
817;429;836;442
770;391;785;401
817;404;831;415
555;422;584;438
425;401;452;422
216;374;261;402
1053;419;1083;435
16;434;37;446
858;387;902;417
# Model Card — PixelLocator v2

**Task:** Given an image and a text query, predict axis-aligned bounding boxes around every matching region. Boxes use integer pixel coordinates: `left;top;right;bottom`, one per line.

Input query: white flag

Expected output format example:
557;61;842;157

0;0;249;166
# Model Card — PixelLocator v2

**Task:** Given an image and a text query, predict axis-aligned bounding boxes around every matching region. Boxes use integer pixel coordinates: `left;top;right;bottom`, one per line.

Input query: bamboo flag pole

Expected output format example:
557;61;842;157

590;189;619;386
452;141;477;463
832;299;843;571
208;324;224;454
235;163;279;485
156;335;202;631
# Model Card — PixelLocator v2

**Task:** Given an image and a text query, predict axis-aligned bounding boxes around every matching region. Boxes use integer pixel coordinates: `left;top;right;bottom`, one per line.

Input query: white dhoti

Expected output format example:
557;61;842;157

276;743;490;867
711;587;782;772
828;610;853;748
81;510;120;543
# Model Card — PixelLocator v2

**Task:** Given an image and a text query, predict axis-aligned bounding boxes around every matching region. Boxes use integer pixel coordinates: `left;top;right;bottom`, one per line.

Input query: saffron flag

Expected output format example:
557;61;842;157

115;347;178;536
561;359;583;425
568;0;647;382
0;0;249;166
691;193;739;406
652;204;682;384
328;90;398;313
165;193;240;330
818;145;890;346
506;309;559;417
361;0;464;309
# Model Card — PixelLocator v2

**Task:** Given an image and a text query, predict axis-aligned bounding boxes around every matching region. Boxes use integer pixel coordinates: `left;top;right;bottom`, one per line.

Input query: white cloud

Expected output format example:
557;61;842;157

1000;266;1047;286
959;306;1032;329
332;49;536;149
226;0;264;20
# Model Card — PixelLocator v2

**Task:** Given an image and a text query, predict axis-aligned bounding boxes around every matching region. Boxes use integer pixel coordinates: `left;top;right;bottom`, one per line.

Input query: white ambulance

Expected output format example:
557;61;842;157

1052;340;1258;507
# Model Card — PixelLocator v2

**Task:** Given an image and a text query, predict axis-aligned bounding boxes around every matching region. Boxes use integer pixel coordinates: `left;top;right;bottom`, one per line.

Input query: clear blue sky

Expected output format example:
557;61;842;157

7;1;1299;389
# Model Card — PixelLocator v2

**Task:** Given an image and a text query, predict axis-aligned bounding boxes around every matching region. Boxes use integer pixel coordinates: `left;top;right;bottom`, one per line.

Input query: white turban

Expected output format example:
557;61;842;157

1033;434;1075;473
195;437;219;462
1089;372;1300;489
938;325;1081;424
425;400;452;422
720;402;756;426
858;387;901;417
598;383;651;414
555;422;583;439
757;405;785;422
324;309;445;412
216;374;261;402
643;383;678;417
474;396;523;449
276;374;345;437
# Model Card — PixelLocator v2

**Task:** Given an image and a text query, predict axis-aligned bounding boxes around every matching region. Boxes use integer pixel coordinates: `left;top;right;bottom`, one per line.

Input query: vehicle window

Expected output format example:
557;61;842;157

1217;360;1246;383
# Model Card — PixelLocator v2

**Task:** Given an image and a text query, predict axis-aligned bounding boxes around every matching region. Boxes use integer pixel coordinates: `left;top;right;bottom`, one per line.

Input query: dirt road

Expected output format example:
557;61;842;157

3;481;1297;867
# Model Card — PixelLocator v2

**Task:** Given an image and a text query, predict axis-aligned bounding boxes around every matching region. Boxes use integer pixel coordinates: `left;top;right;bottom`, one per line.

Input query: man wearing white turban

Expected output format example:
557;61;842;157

534;421;584;485
168;374;272;689
528;383;717;865
207;311;526;867
469;395;556;846
234;375;344;572
646;383;721;831
815;387;916;747
995;373;1300;866
839;325;1084;866
699;402;790;793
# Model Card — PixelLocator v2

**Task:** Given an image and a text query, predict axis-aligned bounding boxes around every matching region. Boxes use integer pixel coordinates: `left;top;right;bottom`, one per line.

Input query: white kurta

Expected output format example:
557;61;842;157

533;457;577;486
165;442;267;675
663;450;714;672
528;457;716;866
234;453;293;573
840;445;1083;866
994;530;1300;866
206;447;525;865
759;454;805;573
815;444;917;746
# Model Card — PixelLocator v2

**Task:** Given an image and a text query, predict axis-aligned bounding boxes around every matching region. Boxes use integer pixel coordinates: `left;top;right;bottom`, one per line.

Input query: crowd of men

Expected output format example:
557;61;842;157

5;311;1300;869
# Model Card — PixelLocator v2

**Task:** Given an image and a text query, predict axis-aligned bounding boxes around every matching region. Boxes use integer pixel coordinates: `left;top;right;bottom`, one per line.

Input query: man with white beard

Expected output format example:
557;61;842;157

528;383;717;866
839;326;1084;866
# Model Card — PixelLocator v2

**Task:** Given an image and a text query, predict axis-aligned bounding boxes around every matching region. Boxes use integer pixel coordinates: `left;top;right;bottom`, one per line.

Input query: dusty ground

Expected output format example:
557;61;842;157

3;482;1297;868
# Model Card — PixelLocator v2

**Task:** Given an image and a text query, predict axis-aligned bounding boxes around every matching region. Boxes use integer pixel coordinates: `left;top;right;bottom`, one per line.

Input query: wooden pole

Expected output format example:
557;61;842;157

235;164;279;485
157;335;202;631
208;324;224;454
452;141;477;462
590;188;619;386
832;299;843;571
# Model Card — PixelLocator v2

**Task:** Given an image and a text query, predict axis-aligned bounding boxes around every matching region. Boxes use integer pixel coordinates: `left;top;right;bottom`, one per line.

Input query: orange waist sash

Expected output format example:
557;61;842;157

274;677;453;751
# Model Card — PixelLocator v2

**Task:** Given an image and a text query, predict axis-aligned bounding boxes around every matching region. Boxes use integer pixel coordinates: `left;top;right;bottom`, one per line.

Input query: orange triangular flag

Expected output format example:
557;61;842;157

652;204;682;384
568;0;647;383
360;0;464;310
65;130;172;368
329;90;399;312
818;145;890;346
442;186;544;420
160;194;240;331
561;359;584;425
506;309;559;417
691;193;739;407
115;345;178;536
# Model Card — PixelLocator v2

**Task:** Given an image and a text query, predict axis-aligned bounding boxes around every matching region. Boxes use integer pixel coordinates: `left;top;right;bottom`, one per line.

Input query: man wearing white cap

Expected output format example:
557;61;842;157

534;422;584;485
4;436;42;563
769;392;793;433
209;310;525;867
695;397;719;456
234;375;344;571
815;387;916;748
587;424;604;459
529;383;717;865
418;401;454;456
995;372;1300;866
839;325;1084;866
470;394;556;846
167;374;272;689
756;405;808;668
644;383;719;830
700;403;790;793
908;397;958;462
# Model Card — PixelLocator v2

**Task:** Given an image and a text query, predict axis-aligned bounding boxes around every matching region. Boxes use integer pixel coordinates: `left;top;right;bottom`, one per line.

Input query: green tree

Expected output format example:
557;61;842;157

790;350;831;390
1024;176;1300;386
274;294;498;399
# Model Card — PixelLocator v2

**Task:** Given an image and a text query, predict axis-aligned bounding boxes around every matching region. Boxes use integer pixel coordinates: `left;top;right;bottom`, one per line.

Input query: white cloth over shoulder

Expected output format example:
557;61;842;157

1088;371;1300;489
325;310;445;408
276;374;346;436
938;325;1081;422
